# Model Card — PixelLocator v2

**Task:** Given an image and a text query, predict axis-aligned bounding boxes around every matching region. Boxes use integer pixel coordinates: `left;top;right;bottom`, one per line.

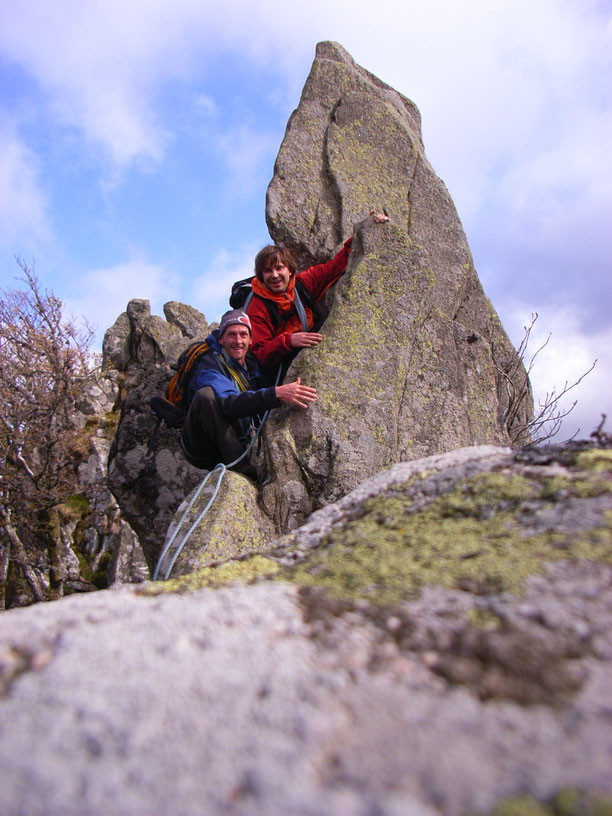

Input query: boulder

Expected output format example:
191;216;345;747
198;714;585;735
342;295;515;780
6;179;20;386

1;443;611;816
76;433;148;587
261;42;532;530
163;300;211;339
103;41;533;553
156;469;276;580
102;311;131;371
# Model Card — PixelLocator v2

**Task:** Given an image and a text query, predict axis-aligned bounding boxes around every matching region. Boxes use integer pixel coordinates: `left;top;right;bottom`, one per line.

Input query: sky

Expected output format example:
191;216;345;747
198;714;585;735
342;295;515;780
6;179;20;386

1;0;611;443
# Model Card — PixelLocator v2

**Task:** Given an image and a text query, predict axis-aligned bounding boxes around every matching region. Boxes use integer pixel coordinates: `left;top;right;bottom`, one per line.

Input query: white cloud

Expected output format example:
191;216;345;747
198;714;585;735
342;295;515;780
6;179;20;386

0;118;51;250
189;245;259;325
65;258;179;347
195;95;218;117
4;0;609;207
0;0;194;167
210;124;278;199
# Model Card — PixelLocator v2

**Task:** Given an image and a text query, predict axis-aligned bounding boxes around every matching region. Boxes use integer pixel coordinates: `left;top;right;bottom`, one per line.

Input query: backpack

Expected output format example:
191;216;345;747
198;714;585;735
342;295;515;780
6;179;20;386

149;340;210;428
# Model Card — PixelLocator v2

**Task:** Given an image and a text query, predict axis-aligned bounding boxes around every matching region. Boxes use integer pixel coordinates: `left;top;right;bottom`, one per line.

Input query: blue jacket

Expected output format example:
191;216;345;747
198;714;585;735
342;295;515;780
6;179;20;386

188;333;281;444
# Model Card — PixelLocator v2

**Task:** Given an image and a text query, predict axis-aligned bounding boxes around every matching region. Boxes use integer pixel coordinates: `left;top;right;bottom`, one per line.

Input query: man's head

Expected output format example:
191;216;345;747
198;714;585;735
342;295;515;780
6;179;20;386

218;310;251;366
254;245;297;294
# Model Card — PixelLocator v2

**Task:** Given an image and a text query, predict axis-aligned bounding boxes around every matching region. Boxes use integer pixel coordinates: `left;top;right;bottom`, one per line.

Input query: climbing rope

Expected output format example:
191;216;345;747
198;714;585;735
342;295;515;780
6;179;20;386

152;412;269;581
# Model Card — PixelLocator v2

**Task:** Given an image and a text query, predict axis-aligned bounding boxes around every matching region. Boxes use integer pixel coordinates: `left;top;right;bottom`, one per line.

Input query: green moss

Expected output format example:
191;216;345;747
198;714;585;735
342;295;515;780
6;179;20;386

91;551;113;589
466;607;501;630
284;470;612;604
103;410;121;438
487;790;612;816
142;555;280;595
60;494;91;518
576;449;612;473
552;789;582;816
490;795;553;816
593;799;612;816
73;548;112;590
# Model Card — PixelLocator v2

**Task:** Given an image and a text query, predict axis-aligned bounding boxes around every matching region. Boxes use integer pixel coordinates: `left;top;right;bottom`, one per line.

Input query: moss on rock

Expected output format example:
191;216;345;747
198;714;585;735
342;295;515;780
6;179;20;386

487;789;612;816
141;554;280;595
284;467;612;604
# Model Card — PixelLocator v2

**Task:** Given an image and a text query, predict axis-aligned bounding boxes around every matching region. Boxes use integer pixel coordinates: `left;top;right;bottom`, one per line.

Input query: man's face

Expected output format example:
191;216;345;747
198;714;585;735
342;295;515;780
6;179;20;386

262;261;292;294
219;324;251;366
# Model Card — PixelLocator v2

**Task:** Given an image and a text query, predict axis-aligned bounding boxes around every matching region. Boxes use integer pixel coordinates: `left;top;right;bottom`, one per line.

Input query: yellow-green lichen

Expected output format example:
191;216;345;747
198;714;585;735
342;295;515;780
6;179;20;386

490;795;553;816
141;555;280;595
284;470;612;604
466;607;501;630
170;477;276;572
486;790;612;816
575;448;612;473
540;470;612;500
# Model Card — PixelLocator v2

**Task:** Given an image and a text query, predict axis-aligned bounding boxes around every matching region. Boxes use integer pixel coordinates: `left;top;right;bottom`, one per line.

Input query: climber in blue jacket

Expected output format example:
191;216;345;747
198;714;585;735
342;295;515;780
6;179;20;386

180;309;316;479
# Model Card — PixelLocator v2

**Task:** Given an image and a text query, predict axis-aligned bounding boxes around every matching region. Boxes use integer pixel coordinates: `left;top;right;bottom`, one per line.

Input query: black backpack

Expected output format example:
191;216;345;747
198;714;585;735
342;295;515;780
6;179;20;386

149;340;210;428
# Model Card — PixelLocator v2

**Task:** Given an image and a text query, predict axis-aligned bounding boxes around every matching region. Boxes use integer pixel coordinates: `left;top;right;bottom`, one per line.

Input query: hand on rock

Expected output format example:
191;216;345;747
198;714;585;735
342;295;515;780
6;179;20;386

369;209;390;223
275;377;318;408
289;331;323;349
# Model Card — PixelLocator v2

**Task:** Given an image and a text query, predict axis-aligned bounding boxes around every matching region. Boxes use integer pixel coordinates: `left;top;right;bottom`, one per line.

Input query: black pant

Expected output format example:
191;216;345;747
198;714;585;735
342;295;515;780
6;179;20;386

180;387;248;471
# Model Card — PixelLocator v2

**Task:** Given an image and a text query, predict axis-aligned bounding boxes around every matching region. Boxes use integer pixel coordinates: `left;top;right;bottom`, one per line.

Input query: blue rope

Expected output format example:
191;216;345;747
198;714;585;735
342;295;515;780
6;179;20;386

152;462;225;581
157;462;227;580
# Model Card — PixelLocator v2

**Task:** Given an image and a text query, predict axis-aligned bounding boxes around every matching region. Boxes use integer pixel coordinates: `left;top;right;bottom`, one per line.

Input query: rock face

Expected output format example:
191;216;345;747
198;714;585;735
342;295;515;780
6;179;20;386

156;470;276;580
261;42;532;530
105;299;211;574
1;444;611;816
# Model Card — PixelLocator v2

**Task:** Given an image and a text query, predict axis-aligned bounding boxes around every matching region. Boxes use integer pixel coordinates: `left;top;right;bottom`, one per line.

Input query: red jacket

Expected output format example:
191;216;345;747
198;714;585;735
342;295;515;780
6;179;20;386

247;237;353;367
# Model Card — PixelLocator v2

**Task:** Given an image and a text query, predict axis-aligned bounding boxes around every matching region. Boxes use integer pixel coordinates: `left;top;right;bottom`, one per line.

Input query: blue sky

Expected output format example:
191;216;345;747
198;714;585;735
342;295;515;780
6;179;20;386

1;0;611;441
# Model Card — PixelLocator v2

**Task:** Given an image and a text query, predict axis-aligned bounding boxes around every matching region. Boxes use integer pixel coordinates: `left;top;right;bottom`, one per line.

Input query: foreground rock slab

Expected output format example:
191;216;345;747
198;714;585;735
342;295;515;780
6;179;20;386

1;445;611;816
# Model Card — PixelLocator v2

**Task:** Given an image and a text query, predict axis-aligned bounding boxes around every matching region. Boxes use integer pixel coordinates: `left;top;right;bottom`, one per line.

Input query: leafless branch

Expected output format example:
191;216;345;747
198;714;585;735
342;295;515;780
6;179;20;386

496;313;597;446
0;260;97;603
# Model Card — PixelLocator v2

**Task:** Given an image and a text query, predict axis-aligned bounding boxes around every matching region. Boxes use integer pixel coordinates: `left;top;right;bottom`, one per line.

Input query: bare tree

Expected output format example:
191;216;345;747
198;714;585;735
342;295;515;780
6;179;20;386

498;313;597;446
0;260;97;607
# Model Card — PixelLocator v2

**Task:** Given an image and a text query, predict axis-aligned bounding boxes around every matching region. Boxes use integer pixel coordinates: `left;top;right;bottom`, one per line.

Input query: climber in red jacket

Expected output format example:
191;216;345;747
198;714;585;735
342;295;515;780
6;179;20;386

246;211;389;372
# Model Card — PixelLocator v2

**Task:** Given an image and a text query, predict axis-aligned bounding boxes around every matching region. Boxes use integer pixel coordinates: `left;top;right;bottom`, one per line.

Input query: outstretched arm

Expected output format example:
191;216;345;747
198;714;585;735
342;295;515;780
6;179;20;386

275;377;318;408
